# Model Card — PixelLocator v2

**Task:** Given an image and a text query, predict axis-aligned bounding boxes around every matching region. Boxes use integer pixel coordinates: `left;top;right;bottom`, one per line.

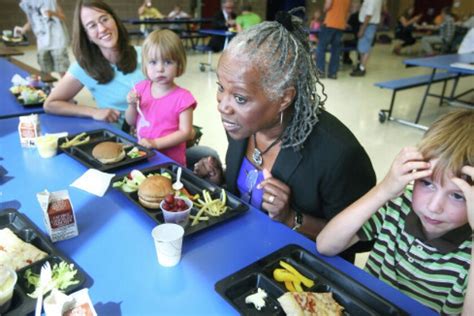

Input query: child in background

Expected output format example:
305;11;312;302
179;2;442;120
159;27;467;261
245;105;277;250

126;30;196;166
235;4;261;32
138;0;163;35
16;0;70;77
317;109;473;315
309;9;322;44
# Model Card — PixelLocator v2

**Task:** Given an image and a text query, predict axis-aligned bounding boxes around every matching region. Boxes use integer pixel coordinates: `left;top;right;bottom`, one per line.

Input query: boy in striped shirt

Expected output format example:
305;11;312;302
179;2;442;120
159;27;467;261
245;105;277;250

317;109;473;315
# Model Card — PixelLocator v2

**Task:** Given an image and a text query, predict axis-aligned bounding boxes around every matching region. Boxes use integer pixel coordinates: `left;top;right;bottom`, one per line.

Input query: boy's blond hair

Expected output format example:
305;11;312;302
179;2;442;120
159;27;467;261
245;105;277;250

141;29;187;78
418;109;474;183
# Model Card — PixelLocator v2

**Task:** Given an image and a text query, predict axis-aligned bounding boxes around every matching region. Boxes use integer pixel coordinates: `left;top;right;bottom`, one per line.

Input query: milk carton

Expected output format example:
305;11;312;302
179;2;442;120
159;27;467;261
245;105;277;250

36;190;79;242
18;114;40;147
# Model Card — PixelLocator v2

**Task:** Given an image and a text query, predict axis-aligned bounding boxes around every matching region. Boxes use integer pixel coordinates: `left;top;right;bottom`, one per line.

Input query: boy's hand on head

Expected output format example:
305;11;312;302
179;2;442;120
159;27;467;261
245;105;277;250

452;166;474;230
380;147;432;199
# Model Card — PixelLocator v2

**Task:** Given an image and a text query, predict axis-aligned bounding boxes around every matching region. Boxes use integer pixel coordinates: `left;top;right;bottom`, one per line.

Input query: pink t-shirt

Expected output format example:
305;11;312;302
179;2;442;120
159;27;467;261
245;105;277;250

134;80;197;166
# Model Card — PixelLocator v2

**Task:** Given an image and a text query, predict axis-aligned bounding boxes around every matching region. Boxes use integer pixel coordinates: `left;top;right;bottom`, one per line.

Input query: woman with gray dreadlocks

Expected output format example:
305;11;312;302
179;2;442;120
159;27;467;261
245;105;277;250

194;9;375;261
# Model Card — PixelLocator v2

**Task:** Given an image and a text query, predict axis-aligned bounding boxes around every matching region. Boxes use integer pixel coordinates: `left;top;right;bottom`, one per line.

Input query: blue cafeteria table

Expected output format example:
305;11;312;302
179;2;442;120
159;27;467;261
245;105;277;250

403;53;474;126
0;114;437;315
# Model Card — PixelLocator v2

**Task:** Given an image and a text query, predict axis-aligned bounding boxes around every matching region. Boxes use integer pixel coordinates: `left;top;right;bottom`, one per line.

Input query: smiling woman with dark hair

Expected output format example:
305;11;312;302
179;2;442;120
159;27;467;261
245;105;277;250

194;8;376;262
44;0;144;130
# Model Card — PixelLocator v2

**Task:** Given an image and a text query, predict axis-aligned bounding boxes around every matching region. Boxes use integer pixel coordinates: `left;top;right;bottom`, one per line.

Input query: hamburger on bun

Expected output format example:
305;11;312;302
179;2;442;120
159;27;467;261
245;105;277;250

92;141;126;164
138;175;174;209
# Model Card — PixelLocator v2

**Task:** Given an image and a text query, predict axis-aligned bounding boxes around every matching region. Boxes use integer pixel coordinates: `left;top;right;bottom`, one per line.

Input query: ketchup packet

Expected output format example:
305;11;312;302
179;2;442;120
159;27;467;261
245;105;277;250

37;190;79;242
44;288;97;316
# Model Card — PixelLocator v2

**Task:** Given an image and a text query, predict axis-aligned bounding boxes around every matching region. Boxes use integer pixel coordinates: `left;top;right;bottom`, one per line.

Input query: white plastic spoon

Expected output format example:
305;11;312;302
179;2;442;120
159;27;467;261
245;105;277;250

172;167;183;191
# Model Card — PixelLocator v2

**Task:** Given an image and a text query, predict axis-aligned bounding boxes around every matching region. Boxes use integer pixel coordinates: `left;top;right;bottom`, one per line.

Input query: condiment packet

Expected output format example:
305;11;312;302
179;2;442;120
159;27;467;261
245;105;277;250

44;288;97;316
70;169;115;197
36;190;79;243
43;289;75;316
64;288;97;316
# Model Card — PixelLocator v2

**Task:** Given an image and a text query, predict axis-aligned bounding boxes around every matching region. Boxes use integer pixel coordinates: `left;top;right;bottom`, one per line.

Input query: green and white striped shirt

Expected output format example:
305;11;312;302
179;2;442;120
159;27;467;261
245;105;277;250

358;188;472;314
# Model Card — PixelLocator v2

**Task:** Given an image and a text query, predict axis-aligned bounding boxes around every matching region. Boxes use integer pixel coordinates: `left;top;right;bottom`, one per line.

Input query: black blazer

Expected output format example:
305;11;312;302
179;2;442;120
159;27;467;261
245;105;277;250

225;110;376;221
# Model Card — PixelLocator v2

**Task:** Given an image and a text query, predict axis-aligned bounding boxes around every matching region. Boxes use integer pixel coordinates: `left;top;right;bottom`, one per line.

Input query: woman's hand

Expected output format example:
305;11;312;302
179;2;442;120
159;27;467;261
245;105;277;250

91;108;120;122
258;169;292;224
452;166;474;230
193;156;223;184
379;147;432;200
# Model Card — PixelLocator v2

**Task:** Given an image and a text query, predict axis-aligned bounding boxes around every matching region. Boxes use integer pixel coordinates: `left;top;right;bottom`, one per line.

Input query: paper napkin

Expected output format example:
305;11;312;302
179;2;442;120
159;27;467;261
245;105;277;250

11;74;29;86
70;169;115;197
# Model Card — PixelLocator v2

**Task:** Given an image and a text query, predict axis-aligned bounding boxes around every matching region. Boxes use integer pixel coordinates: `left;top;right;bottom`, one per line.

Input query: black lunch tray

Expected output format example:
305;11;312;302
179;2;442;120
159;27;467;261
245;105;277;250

215;244;408;316
11;86;50;108
0;208;87;316
57;129;155;172
112;162;249;236
2;35;29;46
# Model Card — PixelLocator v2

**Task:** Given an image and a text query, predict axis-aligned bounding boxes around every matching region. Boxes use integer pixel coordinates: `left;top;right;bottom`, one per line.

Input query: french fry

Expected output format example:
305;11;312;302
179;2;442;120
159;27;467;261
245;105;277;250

284;281;296;292
60;132;90;149
190;189;228;226
279;261;314;288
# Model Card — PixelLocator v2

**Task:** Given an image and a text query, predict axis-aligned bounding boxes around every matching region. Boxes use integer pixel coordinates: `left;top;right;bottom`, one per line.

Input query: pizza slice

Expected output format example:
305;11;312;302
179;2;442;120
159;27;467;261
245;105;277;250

0;228;48;271
277;291;344;316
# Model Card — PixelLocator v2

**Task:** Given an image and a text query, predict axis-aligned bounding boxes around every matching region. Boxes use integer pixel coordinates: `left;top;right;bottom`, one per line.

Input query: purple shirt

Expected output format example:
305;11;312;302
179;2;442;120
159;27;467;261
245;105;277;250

236;157;264;208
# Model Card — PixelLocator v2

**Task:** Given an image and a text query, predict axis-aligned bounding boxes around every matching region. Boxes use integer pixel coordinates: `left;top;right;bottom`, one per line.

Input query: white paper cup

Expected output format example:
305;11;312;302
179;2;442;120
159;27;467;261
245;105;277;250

36;135;58;158
151;224;184;267
0;266;17;314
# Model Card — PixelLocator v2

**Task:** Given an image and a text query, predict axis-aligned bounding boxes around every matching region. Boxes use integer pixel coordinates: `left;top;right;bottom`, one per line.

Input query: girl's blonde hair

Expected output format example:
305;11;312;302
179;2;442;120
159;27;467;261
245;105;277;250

418;109;474;183
141;29;186;78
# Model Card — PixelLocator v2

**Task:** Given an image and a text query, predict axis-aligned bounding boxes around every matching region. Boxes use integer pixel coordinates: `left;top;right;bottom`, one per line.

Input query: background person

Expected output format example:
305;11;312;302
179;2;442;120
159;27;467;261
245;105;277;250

350;0;383;77
392;7;422;55
308;8;322;45
44;0;144;131
138;0;163;35
317;109;474;315
126;30;196;167
342;2;361;65
235;4;261;32
167;5;190;32
15;0;70;77
208;0;236;52
420;7;456;56
194;9;376;262
315;0;351;79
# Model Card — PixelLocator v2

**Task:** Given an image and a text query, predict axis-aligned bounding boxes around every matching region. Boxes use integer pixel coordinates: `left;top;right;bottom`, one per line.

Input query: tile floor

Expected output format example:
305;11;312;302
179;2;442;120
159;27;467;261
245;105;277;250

11;43;473;267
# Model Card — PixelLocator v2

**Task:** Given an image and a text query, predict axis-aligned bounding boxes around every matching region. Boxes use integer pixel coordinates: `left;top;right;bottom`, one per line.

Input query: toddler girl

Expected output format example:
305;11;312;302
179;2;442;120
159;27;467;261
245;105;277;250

126;29;196;166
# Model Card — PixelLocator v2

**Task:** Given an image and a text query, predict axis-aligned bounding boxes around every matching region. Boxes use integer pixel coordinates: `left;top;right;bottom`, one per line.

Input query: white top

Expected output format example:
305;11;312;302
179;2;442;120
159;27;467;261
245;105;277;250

19;0;69;50
358;0;383;24
458;28;474;54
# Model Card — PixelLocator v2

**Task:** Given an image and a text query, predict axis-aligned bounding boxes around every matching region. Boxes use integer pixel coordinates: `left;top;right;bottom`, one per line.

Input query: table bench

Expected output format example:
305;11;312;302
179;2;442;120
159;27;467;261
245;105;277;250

375;72;459;130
